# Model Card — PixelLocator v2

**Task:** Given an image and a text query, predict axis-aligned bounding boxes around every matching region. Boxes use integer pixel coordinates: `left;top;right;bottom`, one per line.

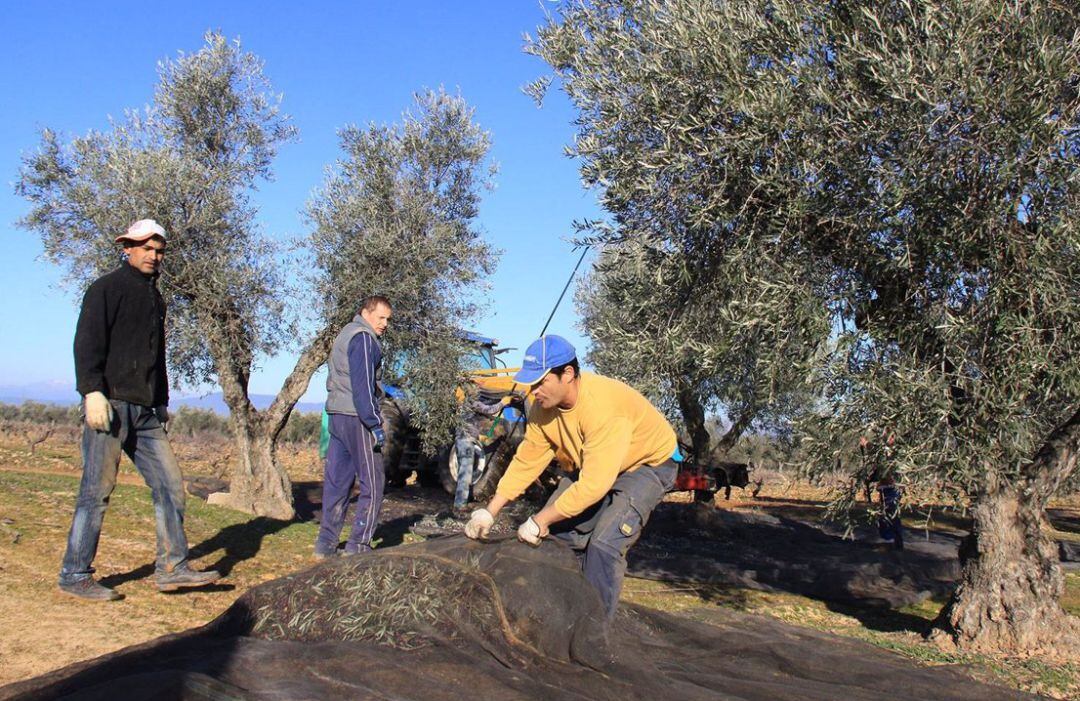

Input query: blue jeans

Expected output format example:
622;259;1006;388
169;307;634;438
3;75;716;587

548;459;678;618
60;400;189;584
453;435;477;509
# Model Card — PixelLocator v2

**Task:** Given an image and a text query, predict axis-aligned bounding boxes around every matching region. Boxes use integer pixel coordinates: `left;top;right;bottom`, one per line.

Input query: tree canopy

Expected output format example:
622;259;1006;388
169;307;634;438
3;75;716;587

531;0;1080;652
305;89;498;449
16;33;497;517
577;237;823;459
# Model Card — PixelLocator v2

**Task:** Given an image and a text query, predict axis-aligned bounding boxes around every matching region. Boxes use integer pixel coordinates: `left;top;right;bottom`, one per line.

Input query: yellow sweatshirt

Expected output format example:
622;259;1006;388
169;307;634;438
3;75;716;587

495;372;677;517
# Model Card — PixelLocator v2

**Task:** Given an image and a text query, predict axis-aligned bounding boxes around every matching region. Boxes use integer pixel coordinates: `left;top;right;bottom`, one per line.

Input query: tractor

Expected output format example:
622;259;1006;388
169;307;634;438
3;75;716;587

380;332;530;501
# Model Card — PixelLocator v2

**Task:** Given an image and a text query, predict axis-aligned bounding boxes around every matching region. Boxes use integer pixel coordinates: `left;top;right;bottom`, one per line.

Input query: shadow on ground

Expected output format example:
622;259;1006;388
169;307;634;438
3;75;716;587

99;516;292;589
628;503;962;608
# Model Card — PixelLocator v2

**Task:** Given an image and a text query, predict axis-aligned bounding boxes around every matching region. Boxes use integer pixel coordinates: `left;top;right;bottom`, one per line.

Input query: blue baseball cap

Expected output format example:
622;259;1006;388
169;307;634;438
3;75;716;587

513;335;577;385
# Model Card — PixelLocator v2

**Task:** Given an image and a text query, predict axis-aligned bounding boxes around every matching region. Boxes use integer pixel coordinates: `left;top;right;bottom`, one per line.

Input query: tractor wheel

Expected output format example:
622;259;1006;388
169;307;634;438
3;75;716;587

438;438;503;500
693;489;716;504
380;398;409;489
470;437;516;503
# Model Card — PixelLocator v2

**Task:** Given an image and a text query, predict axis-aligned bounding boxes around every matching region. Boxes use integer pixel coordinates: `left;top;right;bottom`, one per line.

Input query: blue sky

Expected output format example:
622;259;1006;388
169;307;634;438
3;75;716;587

0;1;601;403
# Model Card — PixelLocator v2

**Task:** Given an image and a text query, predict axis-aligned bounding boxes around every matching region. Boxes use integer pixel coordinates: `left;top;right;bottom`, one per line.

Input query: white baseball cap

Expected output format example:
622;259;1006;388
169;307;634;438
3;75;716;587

115;219;167;243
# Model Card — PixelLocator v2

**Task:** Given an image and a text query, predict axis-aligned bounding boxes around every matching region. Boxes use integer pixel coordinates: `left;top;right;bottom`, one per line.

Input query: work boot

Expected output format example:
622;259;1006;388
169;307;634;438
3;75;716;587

451;506;471;520
59;577;122;601
343;542;372;556
312;545;338;560
156;565;222;592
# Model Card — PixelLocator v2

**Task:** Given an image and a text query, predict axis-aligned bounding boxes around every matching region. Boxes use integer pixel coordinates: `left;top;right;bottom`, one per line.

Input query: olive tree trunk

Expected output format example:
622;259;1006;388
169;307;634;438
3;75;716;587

676;384;711;459
207;332;335;520
931;409;1080;655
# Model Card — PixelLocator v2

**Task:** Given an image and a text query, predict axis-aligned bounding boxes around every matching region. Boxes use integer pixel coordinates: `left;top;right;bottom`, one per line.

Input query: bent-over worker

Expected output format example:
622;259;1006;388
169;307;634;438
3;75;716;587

464;335;680;618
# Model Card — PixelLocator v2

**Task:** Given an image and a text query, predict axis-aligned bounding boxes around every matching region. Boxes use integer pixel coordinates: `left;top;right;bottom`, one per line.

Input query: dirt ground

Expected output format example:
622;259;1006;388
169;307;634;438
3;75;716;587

0;433;1077;698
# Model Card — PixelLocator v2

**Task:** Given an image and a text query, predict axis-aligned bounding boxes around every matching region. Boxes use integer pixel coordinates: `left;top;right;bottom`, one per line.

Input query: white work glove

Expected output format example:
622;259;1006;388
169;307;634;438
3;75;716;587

84;391;113;432
155;405;170;431
517;516;548;546
464;508;494;540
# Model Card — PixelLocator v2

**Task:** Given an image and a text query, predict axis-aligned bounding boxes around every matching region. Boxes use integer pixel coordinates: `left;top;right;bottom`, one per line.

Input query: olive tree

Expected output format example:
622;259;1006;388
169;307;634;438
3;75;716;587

578;238;823;462
529;0;1080;653
16;34;496;519
304;89;497;456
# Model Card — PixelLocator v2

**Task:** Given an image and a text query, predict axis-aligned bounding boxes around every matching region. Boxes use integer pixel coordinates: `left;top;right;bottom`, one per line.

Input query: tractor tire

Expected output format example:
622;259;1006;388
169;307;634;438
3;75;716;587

470;437;515;503
438;438;505;501
380;398;409;489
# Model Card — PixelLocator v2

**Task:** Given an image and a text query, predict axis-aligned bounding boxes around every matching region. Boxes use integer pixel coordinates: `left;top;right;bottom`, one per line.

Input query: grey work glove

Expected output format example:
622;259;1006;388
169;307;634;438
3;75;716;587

84;391;113;432
155;405;170;431
464;508;494;540
517;516;548;546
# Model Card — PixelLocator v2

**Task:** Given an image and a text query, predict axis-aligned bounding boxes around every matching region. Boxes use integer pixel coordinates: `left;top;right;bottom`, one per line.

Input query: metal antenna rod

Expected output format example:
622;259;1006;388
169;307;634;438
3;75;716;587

539;245;591;337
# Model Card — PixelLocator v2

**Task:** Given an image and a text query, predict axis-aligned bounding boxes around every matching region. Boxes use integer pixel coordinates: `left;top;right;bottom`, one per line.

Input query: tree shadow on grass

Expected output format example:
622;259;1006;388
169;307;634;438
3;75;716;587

824;599;939;636
188;517;293;577
683;581;762;611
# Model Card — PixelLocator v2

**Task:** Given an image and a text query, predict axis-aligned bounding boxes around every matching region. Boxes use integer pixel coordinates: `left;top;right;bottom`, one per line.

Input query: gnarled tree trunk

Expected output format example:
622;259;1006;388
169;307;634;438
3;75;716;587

218;417;294;520
208;331;336;521
676;383;711;459
931;409;1080;655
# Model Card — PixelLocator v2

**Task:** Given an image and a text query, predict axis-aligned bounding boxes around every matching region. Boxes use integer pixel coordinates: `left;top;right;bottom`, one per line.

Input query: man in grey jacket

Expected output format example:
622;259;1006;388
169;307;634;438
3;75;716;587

314;295;392;558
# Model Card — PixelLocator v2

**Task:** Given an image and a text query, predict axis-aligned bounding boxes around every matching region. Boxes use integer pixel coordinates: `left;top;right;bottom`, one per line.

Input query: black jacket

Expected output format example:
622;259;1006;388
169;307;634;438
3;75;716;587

74;263;168;407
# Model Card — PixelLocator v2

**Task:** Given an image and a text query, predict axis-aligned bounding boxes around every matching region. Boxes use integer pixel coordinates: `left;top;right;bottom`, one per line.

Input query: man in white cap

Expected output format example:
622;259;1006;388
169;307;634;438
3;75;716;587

59;219;220;601
463;334;681;619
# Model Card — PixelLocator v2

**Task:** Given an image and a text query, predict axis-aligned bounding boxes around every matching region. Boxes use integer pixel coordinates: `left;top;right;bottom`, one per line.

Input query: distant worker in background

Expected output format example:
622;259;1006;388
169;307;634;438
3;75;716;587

314;296;392;558
860;432;904;551
876;476;905;551
452;389;514;517
464;335;681;619
60;219;221;601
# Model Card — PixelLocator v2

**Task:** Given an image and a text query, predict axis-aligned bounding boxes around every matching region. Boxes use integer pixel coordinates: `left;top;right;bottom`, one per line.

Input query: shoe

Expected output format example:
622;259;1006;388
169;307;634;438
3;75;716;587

343;543;372;556
156;565;222;592
312;547;338;560
451;506;470;520
59;578;122;601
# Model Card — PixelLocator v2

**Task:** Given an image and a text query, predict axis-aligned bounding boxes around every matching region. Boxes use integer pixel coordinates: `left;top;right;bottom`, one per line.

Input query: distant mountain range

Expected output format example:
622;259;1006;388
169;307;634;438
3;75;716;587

0;382;324;415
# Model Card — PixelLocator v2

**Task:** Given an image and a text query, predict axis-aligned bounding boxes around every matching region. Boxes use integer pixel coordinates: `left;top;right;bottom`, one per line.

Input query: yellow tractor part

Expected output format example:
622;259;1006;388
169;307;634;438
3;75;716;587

464;366;527;395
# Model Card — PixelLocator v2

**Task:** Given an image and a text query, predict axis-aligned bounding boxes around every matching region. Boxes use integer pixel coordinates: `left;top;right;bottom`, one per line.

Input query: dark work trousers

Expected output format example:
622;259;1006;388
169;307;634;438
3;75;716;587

548;459;678;619
315;413;384;554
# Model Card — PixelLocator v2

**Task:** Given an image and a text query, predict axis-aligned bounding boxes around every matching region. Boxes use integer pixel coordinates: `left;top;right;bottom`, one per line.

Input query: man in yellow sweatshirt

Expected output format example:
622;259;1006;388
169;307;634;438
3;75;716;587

464;335;681;618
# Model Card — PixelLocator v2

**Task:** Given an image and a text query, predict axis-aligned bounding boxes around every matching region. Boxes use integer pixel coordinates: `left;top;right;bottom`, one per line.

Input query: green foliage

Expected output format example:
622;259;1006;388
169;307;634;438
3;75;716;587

305;89;498;451
279;411;321;445
578;237;825;451
14;35;498;507
16;32;297;389
530;0;1080;506
166;406;318;445
166;406;230;438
